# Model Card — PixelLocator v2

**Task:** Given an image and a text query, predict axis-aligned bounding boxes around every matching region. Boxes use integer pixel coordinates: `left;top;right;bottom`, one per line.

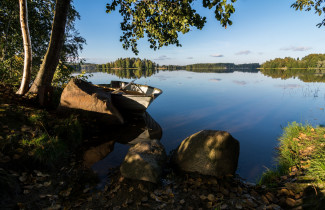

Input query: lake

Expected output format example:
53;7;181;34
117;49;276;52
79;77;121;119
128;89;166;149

85;69;325;183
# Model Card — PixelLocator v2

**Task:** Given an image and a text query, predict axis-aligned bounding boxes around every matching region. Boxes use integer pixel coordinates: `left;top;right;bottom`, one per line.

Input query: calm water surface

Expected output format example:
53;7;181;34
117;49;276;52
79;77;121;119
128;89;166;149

86;70;325;182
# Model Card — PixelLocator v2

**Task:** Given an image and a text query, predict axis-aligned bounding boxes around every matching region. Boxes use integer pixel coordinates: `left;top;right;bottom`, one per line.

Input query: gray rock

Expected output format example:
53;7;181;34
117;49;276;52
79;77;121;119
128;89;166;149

173;130;240;177
120;140;167;183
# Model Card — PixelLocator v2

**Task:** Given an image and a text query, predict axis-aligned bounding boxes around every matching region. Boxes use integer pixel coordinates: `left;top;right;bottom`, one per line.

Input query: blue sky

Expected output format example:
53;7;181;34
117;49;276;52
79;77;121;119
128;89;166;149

74;0;325;65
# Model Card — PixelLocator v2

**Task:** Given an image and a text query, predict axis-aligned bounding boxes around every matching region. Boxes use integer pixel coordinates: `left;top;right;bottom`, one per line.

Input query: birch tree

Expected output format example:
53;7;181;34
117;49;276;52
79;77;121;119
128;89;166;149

17;0;32;95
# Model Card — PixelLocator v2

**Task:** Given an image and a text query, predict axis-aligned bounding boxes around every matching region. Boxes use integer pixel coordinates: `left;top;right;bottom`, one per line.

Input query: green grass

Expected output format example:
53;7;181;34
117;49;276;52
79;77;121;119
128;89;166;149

308;151;325;182
1;103;83;166
259;122;325;186
24;114;82;165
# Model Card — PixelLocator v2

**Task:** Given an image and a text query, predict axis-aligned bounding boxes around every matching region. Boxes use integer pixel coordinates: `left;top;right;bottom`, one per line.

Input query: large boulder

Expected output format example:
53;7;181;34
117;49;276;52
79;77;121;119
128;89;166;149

120;140;166;183
173;130;240;177
59;78;124;124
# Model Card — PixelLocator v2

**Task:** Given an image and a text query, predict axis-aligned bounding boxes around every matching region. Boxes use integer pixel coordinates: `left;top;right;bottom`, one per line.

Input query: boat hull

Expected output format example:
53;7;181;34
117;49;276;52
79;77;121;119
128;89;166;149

98;81;162;114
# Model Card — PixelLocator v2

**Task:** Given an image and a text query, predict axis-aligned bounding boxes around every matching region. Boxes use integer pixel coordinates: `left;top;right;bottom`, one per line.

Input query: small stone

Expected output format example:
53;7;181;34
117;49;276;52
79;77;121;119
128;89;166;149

235;202;243;209
40;194;47;198
237;186;243;195
1;156;10;163
44;181;51;187
138;184;148;193
13;154;21;160
255;205;265;210
266;204;281;210
158;204;167;209
286;198;296;207
295;194;301;199
288;190;295;196
216;193;224;200
229;192;236;198
265;192;275;202
141;196;148;202
207;202;213;208
220;204;228;209
278;197;286;206
245;198;258;208
21;125;31;132
295;198;303;206
209;178;218;185
49;204;61;210
250;190;259;197
179;199;185;205
278;188;290;196
19;174;27;182
220;187;229;196
15;148;24;153
207;194;215;201
261;195;270;204
200;195;207;200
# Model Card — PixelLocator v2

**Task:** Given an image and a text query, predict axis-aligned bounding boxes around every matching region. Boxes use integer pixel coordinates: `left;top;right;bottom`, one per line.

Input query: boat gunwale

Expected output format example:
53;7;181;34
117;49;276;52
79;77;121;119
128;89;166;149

97;81;163;97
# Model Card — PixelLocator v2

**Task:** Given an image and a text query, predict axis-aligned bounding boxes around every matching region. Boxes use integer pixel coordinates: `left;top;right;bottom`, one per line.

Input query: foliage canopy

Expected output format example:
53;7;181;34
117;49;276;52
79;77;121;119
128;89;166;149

0;0;85;86
106;0;236;55
291;0;325;27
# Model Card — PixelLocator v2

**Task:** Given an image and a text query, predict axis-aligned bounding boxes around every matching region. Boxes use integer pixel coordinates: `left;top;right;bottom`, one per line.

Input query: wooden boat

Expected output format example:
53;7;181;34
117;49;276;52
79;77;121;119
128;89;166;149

98;81;163;114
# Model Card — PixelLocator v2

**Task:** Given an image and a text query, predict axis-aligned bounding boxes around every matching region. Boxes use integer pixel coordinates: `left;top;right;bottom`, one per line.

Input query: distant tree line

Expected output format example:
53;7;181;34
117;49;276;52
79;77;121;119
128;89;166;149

96;58;157;70
261;54;325;69
186;63;260;71
160;63;260;71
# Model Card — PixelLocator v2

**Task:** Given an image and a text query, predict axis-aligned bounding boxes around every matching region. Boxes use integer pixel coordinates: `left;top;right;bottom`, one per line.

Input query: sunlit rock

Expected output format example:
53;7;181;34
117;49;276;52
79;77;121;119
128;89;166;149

120;140;166;183
59;78;124;124
173;130;239;177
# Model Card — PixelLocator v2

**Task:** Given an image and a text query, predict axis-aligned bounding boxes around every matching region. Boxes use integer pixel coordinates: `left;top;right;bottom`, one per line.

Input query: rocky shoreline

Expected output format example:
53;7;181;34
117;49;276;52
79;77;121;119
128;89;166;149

2;158;318;210
1;84;325;209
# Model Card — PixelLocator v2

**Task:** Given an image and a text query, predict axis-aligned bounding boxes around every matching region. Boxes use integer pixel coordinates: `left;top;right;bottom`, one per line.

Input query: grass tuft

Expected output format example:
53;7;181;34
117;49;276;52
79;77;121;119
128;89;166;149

258;122;325;186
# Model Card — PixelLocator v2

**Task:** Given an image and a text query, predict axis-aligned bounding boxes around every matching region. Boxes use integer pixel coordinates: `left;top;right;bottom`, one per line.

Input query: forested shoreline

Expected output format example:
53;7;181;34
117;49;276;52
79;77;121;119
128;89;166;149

261;54;325;70
74;58;260;72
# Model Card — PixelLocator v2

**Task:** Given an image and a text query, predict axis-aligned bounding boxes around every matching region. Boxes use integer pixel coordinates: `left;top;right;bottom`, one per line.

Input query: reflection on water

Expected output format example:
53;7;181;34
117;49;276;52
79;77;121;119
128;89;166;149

261;68;325;83
99;68;159;79
86;69;325;182
83;112;162;185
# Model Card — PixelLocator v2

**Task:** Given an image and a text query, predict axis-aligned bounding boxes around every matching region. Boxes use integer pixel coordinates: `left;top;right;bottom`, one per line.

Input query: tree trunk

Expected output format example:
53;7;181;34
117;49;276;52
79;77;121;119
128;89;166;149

28;0;71;105
17;0;32;95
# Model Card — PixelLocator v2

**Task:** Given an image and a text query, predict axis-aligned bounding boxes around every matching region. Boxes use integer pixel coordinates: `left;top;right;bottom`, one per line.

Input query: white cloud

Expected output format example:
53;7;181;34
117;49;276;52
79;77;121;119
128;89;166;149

210;54;224;58
280;46;312;51
187;56;194;59
235;50;251;55
154;55;171;60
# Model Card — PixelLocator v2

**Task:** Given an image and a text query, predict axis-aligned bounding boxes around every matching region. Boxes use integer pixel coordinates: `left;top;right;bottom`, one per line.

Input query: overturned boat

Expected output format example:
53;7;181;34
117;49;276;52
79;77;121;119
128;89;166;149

58;79;124;124
98;81;163;114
